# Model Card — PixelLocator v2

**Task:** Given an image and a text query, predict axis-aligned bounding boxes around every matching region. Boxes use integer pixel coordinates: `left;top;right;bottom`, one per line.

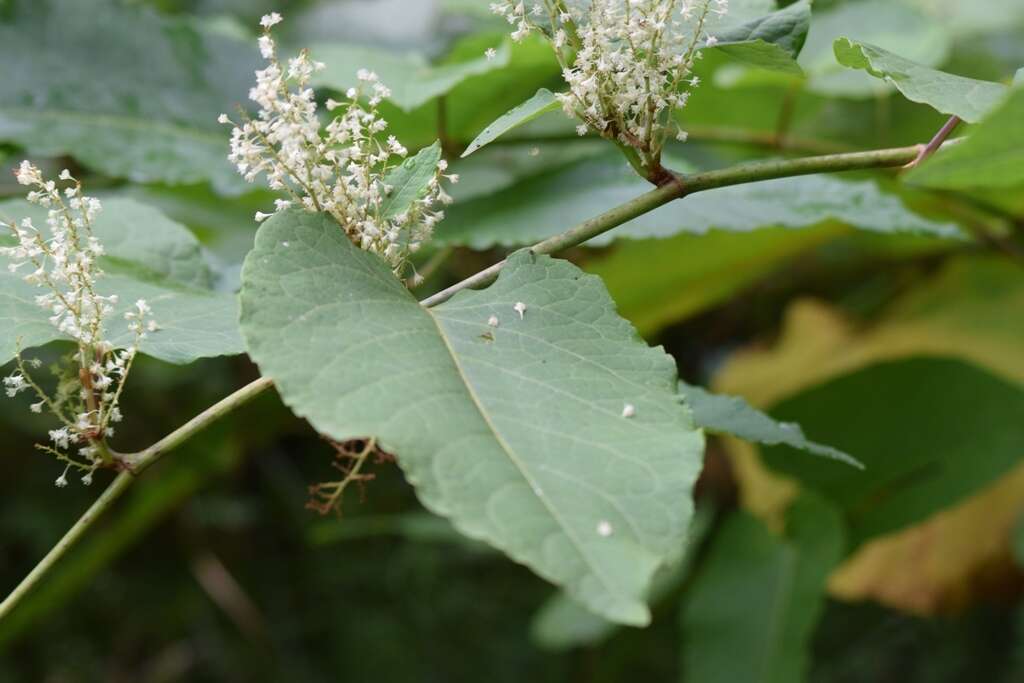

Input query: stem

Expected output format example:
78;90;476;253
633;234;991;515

423;143;924;306
0;141;930;620
0;473;132;621
905;115;961;169
0;376;273;621
123;376;275;475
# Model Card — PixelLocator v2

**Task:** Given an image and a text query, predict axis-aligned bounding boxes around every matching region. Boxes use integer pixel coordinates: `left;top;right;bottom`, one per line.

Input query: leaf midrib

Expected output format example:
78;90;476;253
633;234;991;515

423;304;635;609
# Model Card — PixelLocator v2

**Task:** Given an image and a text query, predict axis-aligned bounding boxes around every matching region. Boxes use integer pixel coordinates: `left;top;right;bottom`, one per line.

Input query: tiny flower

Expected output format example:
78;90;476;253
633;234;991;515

485;47;498;61
488;315;500;327
55;470;69;488
596;520;614;537
260;12;283;28
225;12;452;276
81;471;94;486
621;403;636;418
513;302;527;319
217;113;231;124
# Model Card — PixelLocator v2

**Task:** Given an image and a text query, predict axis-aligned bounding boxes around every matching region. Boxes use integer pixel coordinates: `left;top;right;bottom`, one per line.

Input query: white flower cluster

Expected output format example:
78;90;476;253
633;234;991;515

1;162;156;486
222;13;455;276
490;0;728;179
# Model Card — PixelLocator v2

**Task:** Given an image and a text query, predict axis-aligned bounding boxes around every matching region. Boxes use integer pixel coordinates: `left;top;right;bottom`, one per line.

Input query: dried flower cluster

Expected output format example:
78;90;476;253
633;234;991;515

1;162;156;486
490;0;728;181
222;13;455;276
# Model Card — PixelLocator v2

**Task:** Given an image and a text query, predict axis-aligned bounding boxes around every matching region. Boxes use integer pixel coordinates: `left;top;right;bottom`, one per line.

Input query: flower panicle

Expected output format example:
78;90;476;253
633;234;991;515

221;13;455;276
1;162;157;486
490;0;728;175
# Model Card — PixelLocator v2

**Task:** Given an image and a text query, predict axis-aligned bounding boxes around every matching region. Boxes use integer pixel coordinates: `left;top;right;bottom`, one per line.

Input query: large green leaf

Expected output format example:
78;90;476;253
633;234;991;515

590;226;843;335
591;225;957;337
310;42;511;112
0;0;257;194
907;87;1024;190
798;0;950;97
239;210;705;626
833;39;1008;123
712;0;812;75
531;502;716;651
762;357;1024;547
436;155;962;248
0;199;244;365
681;495;844;683
679;381;861;468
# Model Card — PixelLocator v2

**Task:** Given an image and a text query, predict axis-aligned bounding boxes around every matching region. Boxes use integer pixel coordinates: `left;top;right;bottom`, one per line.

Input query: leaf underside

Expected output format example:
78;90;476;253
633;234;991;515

239;210;705;625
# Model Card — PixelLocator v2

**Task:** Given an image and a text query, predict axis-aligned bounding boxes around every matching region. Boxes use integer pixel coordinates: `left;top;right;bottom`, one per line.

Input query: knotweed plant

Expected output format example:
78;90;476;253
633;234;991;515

0;163;156;486
221;13;455;277
491;0;728;183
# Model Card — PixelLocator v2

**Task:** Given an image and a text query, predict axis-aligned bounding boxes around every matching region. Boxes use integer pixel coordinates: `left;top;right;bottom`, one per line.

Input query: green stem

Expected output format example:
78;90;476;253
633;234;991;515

0;141;928;621
422;143;925;306
0;376;273;622
0;472;132;622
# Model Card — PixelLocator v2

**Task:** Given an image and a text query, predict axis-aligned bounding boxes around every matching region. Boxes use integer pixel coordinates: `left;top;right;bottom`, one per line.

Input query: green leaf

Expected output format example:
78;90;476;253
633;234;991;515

0;199;244;365
590;226;844;335
460;88;562;158
380;141;443;219
437;155;963;248
761;358;1024;546
679;381;862;468
310;41;511;112
0;0;257;194
833;39;1008;123
1014;512;1024;568
239;210;705;625
907;87;1024;190
712;0;811;75
532;501;716;651
798;0;951;97
681;495;844;683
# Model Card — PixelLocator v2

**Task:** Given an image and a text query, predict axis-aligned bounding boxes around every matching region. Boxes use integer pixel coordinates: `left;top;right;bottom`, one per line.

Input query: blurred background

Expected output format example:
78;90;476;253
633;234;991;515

1;0;1023;680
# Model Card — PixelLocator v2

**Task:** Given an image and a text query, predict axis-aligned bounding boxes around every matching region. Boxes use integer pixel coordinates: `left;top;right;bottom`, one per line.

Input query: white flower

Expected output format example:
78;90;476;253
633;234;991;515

260;12;282;28
3;373;28;397
0;163;156;468
621;403;636;418
485;47;498;61
488;315;500;327
514;302;527;319
222;14;453;275
596;520;614;537
491;0;725;170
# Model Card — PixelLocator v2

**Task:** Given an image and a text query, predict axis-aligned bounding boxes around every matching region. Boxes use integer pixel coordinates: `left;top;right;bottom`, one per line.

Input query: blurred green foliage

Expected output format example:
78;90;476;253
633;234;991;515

1;0;1022;681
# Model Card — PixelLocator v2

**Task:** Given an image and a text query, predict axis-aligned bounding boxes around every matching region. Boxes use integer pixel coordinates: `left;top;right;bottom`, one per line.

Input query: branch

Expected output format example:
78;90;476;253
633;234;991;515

423;143;924;306
0;376;273;622
904;115;961;169
0;141;926;620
